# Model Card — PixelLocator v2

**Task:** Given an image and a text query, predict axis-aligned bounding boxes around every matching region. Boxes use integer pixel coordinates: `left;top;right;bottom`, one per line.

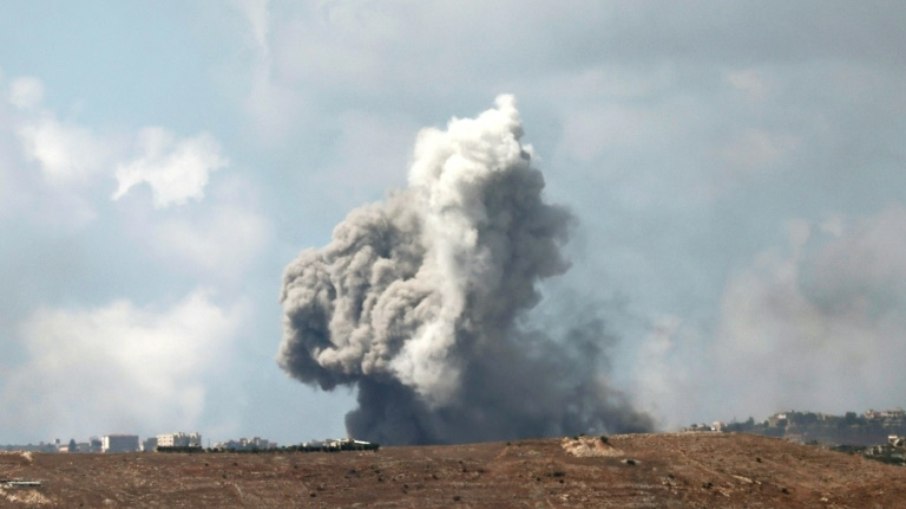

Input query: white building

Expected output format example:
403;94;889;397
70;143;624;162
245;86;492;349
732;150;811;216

156;432;202;448
101;434;140;453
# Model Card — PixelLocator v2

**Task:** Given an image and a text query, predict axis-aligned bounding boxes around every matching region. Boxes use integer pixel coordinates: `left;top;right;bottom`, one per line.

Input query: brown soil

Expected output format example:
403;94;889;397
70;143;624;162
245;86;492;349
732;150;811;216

1;432;903;508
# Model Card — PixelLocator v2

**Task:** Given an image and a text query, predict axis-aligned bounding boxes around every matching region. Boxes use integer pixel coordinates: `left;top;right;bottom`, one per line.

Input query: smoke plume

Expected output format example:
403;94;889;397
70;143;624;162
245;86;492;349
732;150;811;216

279;96;652;444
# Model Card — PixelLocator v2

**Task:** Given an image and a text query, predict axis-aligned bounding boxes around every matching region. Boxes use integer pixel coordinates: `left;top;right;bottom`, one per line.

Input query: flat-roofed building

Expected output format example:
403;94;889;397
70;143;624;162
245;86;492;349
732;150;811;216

142;437;158;452
156;432;201;448
101;434;139;453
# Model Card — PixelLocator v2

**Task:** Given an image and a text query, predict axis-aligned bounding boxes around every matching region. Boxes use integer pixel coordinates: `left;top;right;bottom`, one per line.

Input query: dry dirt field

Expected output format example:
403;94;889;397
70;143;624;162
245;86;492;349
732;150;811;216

1;432;904;508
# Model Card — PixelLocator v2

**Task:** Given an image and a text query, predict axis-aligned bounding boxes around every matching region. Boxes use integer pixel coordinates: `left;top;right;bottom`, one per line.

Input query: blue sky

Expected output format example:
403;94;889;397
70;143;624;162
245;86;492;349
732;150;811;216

1;0;905;444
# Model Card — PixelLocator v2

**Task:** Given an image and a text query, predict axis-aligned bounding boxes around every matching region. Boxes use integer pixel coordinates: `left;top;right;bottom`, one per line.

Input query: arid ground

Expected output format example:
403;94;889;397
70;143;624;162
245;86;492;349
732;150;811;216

1;432;903;508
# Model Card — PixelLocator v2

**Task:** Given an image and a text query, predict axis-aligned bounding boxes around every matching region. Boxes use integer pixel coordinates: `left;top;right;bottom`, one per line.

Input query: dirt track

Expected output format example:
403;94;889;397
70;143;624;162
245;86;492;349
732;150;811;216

1;432;903;508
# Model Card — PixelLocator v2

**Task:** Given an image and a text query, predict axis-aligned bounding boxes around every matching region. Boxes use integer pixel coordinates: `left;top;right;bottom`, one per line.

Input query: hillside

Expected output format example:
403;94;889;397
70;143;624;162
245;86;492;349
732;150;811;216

1;432;903;508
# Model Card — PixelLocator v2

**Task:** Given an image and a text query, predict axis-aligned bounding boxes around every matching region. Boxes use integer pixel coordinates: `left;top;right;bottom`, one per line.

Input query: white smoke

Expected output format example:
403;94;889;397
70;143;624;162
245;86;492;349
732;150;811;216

712;210;906;419
633;207;906;428
279;96;652;444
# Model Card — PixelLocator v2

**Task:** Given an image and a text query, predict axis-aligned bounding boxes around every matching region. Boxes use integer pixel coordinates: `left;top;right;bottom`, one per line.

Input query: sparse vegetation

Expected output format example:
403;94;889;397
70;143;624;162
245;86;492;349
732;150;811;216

2;434;905;507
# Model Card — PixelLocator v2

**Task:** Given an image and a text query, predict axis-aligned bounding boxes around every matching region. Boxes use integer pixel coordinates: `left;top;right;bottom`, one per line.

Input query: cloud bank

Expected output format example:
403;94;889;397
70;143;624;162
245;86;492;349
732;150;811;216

0;290;242;439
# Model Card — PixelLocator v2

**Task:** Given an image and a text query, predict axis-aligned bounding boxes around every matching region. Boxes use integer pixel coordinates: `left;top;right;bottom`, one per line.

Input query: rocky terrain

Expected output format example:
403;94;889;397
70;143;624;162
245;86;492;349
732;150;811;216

1;432;903;508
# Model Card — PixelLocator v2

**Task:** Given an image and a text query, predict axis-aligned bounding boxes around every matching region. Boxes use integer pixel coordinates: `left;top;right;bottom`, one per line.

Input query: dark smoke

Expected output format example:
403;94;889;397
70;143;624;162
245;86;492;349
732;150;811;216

279;96;653;444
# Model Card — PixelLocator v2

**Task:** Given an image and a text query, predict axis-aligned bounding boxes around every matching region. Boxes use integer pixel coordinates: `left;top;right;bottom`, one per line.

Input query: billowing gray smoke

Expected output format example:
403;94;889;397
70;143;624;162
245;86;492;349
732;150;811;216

279;96;653;444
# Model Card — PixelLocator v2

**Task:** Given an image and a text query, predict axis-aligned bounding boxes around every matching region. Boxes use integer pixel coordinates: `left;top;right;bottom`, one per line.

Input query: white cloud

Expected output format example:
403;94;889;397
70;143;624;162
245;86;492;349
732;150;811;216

725;69;770;101
719;128;799;173
0;108;18;215
272;3;397;90
312;109;414;204
112;128;228;208
558;103;658;162
0;98;97;226
819;214;845;237
5;76;230;214
233;0;307;142
110;173;272;284
17;114;111;184
8;75;108;193
154;203;271;279
8;76;45;110
0;290;243;438
245;69;303;142
235;0;270;52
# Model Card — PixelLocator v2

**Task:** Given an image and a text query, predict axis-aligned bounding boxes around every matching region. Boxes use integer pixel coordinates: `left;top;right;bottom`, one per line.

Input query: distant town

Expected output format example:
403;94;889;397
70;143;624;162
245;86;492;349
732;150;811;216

2;408;903;457
0;432;276;454
685;407;906;466
685;407;905;445
0;431;380;455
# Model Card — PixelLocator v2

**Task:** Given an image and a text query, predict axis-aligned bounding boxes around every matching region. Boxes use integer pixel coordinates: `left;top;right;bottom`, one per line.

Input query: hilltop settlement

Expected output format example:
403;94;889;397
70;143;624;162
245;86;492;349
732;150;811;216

686;408;906;466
